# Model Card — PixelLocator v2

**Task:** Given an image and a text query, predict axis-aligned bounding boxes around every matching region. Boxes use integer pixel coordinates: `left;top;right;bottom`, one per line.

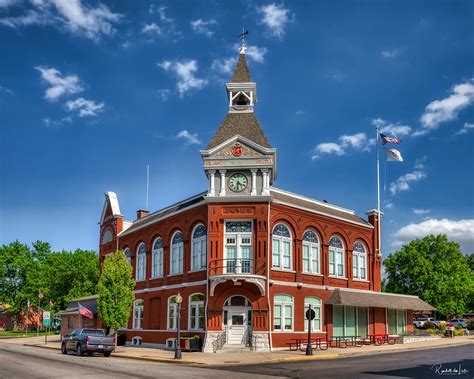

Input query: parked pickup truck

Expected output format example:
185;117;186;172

62;328;115;357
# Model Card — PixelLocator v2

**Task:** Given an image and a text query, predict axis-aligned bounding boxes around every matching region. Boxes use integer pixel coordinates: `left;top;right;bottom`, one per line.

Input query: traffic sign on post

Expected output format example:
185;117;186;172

43;311;51;327
306;308;315;321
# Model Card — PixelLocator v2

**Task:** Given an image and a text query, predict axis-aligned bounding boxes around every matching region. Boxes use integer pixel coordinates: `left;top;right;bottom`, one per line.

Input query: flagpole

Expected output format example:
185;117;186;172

376;126;382;257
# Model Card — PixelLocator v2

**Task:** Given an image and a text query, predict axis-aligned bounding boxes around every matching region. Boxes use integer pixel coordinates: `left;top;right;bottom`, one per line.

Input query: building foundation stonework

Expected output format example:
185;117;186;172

98;41;435;351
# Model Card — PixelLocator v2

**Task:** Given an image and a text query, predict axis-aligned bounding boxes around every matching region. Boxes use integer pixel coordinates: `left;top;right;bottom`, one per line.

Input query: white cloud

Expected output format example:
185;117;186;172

381;49;399;58
146;4;181;41
416;78;474;135
190;18;217;37
42;115;72;128
35;66;83;102
156;89;170;101
65;97;104;117
0;0;121;40
371;118;412;137
456;122;474;135
392;218;474;252
177;130;201;145
259;3;291;38
0;0;19;7
246;45;268;63
313;132;375;158
211;57;237;75
0;84;13;94
385;201;394;209
142;22;162;35
413;208;430;215
389;170;427;195
295;110;304;116
158;59;208;97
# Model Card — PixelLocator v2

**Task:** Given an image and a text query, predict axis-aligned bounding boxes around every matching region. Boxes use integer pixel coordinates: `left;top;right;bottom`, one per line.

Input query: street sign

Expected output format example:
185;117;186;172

306;308;315;321
43;311;51;327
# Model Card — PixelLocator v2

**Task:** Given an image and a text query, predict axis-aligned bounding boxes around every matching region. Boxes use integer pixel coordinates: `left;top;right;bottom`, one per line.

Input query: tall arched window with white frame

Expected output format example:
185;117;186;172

352;241;367;280
272;224;292;270
151;237;163;278
167;296;178;330
133;299;144;330
188;293;205;330
170;231;183;275
123;248;131;265
136;243;146;281
191;224;207;271
304;297;322;332
302;230;320;274
329;236;345;278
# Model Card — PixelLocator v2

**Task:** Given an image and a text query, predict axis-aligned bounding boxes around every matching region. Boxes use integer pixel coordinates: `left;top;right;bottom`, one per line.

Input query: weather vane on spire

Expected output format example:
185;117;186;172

238;28;248;54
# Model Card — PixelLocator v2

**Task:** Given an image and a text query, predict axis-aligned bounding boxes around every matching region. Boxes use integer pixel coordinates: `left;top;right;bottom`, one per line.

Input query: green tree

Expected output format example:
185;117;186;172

97;251;135;338
384;234;474;318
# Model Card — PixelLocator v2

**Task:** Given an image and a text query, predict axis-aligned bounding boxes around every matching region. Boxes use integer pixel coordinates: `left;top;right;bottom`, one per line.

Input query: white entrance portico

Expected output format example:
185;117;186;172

223;296;252;345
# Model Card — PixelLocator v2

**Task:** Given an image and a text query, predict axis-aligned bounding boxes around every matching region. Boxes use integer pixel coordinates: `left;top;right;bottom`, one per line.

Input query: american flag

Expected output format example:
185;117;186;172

78;303;94;319
380;133;401;145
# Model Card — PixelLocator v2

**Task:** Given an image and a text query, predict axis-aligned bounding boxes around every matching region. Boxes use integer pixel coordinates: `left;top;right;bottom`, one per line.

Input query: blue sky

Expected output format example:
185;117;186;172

0;0;473;256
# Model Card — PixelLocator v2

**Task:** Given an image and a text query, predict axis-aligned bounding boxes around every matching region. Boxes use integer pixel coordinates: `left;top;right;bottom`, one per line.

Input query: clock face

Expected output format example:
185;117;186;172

228;173;248;192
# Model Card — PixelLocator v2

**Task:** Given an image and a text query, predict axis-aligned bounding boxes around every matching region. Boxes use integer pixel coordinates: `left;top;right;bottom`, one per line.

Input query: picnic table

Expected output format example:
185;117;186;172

286;337;329;351
330;336;363;348
364;334;399;345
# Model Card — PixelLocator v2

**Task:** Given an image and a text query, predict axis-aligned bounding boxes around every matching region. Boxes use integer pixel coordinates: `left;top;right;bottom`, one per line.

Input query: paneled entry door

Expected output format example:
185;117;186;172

227;307;248;345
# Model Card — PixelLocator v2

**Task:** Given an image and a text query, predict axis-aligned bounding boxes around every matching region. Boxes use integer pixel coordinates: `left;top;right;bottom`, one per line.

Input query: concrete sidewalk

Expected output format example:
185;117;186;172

5;335;473;366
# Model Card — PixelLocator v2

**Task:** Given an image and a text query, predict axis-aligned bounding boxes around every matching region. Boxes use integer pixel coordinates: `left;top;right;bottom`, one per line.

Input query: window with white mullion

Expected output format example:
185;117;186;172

168;296;178;330
273;294;293;331
302;230;320;274
329;236;345;278
133;299;144;330
189;294;205;331
352;241;367;280
170;231;183;275
304;297;322;332
152;238;163;278
191;224;207;271
224;221;253;274
272;224;292;270
136;243;147;281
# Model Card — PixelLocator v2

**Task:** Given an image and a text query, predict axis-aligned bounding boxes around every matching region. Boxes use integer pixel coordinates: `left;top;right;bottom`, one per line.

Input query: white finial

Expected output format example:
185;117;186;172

239;28;248;54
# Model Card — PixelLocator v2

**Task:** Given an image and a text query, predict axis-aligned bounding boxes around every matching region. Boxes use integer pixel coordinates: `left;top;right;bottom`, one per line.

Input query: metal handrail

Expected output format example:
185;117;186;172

212;327;227;353
209;258;266;276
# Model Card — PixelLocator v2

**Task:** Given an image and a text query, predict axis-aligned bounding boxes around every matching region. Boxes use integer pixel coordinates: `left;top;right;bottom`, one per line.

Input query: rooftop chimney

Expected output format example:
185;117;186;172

136;209;149;220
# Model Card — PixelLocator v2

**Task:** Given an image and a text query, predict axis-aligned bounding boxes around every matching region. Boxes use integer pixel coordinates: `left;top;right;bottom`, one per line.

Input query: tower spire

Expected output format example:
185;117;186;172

238;28;248;55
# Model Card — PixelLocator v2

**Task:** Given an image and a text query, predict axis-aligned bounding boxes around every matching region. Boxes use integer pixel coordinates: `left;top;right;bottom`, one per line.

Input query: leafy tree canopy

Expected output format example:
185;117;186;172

97;251;135;331
0;241;99;314
384;234;474;318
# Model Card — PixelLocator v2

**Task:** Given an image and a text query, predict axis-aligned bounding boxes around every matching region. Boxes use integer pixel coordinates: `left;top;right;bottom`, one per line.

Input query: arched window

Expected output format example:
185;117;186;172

170;231;183;275
136;243;146;281
167;296;178;330
101;228;113;245
274;294;293;331
133;299;144;330
329;236;345;278
189;293;205;330
352;241;367;280
191;224;207;271
151;237;163;278
123;248;131;265
272;224;292;270
304;297;322;332
302;230;320;274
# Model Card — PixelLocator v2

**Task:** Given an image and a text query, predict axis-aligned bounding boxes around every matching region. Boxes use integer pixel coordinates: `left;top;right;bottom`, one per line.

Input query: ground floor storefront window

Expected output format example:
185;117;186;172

387;309;407;335
333;305;368;337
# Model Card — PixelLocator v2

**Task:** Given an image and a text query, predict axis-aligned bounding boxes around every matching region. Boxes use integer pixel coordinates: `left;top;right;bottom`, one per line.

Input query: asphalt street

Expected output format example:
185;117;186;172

0;342;280;379
218;344;474;379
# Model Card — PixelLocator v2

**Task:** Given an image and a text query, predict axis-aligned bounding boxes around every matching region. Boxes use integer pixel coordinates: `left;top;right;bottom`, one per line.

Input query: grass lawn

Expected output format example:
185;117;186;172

0;330;57;338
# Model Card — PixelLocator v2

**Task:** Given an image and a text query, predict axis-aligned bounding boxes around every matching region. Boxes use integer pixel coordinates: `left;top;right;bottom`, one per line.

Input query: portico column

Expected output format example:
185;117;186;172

261;169;270;195
219;170;226;196
250;169;257;196
208;170;216;196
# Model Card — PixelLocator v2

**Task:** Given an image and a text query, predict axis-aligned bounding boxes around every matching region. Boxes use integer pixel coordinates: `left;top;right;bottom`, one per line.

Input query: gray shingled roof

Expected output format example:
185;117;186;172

271;189;372;227
231;53;252;83
207;112;271;150
119;193;206;236
326;288;436;311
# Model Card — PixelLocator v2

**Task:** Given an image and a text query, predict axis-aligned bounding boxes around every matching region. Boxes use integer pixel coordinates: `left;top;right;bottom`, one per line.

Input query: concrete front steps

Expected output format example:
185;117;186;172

217;344;253;353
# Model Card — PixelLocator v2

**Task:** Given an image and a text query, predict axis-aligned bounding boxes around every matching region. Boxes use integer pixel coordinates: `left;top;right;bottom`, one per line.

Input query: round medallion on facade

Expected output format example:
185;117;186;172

228;173;248;192
232;144;243;157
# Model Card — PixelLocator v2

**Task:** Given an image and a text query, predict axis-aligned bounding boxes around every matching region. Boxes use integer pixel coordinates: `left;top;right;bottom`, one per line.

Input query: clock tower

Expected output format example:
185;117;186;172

201;37;276;199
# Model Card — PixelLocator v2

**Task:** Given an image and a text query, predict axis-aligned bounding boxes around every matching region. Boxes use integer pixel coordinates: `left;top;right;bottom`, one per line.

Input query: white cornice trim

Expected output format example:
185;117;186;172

134;280;207;294
205;195;272;203
272;199;373;229
200;135;276;156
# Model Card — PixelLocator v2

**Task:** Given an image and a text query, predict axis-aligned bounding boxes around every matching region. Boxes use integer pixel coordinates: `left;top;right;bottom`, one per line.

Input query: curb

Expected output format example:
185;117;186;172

111;353;206;365
23;343;61;350
269;353;339;362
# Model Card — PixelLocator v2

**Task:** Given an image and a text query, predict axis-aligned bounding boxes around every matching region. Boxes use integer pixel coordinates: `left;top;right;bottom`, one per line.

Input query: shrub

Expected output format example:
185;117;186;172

423;321;437;330
467;320;474;330
425;328;436;335
438;322;447;333
454;324;463;330
454;329;465;336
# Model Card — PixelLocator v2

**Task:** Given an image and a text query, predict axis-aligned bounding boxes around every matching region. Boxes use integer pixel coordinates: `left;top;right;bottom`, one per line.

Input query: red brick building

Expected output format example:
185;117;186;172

98;44;434;351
